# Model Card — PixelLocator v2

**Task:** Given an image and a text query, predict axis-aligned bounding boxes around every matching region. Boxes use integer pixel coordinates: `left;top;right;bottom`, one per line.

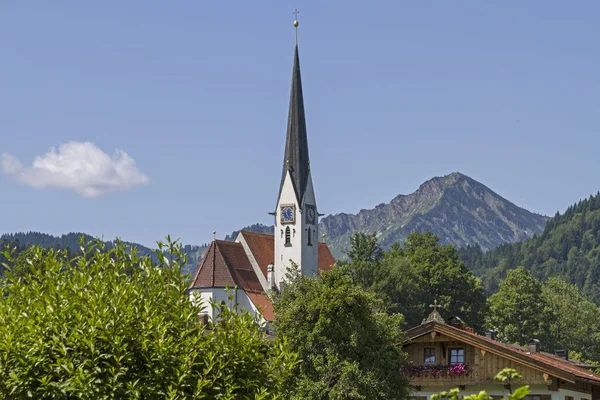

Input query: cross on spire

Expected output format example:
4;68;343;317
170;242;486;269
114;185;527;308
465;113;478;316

293;9;300;45
429;300;443;313
422;300;445;325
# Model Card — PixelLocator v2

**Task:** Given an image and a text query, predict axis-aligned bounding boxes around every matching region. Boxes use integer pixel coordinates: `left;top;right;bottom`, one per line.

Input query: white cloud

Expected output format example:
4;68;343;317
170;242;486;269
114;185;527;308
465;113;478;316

1;141;150;197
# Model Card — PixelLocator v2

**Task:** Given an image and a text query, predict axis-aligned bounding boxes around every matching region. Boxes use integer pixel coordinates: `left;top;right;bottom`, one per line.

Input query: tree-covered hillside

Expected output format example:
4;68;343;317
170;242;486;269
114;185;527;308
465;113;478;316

0;232;207;276
459;192;600;302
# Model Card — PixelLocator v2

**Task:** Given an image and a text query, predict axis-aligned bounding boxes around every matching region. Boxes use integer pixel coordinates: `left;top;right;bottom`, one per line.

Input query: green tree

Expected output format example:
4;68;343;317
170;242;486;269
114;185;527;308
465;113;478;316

486;267;549;347
272;266;409;400
341;232;385;290
341;232;487;330
396;232;487;329
542;278;600;362
362;232;487;330
0;239;297;399
494;368;523;394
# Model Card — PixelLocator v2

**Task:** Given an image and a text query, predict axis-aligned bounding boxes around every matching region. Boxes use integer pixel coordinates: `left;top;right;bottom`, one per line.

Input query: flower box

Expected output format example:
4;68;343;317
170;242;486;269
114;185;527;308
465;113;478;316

402;364;471;378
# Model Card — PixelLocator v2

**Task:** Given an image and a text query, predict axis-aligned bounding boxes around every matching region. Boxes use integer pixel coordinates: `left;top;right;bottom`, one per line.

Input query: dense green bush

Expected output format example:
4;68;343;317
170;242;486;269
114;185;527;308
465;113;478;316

0;239;297;399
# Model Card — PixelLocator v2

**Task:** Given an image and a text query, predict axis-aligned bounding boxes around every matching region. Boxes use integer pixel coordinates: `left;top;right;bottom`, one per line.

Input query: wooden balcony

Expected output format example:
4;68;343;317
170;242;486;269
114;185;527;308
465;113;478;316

403;364;541;388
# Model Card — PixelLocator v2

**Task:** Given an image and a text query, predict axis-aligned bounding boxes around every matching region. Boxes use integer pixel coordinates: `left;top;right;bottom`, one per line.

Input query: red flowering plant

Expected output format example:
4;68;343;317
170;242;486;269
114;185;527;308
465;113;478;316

402;364;471;377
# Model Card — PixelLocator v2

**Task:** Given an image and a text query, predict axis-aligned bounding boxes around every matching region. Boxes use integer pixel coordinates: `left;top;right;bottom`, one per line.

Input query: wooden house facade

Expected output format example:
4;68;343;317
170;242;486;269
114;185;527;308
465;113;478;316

403;313;600;400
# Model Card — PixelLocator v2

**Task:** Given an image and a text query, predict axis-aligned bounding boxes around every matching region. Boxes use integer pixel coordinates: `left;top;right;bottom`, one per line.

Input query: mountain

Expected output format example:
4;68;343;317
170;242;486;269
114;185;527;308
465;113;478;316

319;172;547;258
228;172;548;259
0;232;207;276
458;192;600;303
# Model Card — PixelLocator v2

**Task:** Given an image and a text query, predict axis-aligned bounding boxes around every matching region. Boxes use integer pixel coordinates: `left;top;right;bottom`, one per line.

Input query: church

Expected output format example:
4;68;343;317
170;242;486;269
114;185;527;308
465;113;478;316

187;34;336;323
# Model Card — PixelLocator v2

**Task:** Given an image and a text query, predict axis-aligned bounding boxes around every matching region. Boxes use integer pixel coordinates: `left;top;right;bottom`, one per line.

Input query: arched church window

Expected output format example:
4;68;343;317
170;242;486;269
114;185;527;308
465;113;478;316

285;227;291;246
307;228;312;246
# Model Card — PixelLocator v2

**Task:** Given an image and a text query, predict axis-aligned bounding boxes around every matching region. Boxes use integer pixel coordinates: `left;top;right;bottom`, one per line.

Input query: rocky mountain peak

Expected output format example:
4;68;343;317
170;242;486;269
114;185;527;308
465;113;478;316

319;172;547;258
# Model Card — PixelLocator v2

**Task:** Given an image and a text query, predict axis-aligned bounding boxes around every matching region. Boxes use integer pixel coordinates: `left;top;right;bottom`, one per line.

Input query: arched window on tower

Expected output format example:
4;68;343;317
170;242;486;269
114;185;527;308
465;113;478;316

307;228;312;246
285;227;291;246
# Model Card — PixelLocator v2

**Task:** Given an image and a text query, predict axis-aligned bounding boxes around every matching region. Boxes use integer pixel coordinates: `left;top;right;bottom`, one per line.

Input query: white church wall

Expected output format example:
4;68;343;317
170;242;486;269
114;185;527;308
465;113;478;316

189;289;213;317
188;288;268;324
189;288;226;320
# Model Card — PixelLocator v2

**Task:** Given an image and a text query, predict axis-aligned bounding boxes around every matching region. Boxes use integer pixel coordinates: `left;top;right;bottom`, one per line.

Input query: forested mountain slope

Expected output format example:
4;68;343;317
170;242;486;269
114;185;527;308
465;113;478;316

459;192;600;302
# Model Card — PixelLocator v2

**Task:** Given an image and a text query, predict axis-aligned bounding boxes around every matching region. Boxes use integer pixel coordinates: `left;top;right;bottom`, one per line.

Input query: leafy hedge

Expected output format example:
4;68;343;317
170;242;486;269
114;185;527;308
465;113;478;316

0;239;297;399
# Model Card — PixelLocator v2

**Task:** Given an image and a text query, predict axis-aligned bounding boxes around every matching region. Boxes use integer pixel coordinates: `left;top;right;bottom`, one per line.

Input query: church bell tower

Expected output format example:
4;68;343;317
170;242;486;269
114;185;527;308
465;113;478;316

273;21;319;291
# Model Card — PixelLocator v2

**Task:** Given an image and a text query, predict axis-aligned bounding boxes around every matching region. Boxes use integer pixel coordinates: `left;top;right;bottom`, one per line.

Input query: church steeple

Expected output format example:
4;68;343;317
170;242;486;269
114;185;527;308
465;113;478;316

273;15;319;290
279;45;310;205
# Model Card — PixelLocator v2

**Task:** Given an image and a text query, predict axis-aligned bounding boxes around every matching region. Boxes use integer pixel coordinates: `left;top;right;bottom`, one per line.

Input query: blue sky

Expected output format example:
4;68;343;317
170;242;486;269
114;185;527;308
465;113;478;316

1;1;599;247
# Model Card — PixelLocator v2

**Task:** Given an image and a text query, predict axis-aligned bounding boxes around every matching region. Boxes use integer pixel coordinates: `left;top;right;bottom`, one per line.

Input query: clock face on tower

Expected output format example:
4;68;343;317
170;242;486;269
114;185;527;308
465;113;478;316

305;204;316;225
280;205;295;224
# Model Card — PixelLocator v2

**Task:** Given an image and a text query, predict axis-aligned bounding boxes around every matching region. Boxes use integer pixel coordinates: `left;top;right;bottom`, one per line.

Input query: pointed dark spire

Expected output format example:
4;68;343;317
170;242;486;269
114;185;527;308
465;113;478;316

279;45;310;205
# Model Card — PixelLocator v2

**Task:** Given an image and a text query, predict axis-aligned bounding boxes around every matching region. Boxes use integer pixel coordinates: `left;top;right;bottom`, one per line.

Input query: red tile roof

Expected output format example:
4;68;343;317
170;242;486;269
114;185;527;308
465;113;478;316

318;242;336;272
239;230;336;278
247;292;275;321
188;240;262;293
239;231;275;278
405;321;600;385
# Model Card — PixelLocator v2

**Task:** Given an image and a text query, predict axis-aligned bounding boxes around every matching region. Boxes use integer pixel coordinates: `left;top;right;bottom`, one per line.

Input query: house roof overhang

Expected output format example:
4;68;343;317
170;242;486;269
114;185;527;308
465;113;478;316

403;321;600;385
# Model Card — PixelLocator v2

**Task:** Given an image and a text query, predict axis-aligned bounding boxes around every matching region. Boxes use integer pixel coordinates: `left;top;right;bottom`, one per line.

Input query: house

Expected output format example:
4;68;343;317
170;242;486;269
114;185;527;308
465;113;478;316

403;310;600;400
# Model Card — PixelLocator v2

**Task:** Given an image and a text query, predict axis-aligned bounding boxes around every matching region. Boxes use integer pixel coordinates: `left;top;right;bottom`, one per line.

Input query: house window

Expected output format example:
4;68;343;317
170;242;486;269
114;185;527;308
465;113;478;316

449;348;464;365
424;348;436;364
285;227;291;246
565;397;574;400
308;228;312;246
